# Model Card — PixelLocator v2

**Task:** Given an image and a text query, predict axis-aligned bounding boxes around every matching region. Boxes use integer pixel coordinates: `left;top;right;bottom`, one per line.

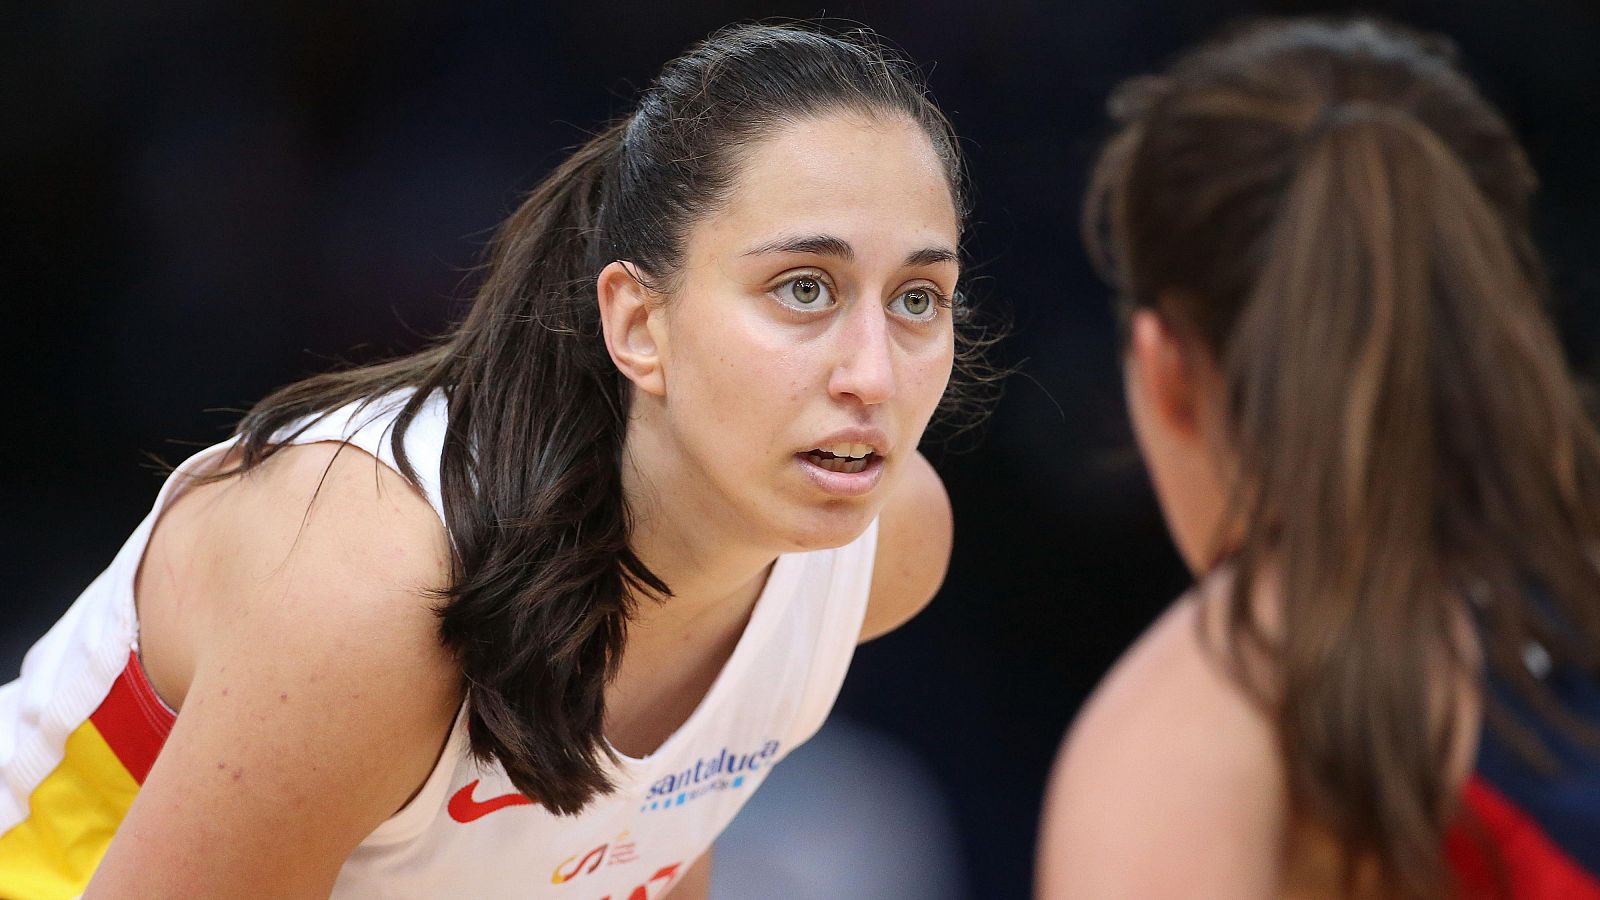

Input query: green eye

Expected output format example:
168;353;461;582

890;287;941;321
774;275;833;311
792;278;822;304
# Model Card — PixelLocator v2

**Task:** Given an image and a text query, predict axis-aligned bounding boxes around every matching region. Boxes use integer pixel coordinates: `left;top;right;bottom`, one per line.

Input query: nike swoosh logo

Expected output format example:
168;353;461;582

448;778;537;823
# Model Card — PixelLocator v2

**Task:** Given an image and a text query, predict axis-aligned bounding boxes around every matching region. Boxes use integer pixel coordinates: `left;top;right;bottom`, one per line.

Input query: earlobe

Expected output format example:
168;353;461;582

596;261;666;397
1129;308;1200;438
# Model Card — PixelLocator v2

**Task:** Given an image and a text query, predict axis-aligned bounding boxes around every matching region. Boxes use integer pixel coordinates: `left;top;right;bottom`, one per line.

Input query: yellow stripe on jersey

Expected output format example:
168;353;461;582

0;721;139;900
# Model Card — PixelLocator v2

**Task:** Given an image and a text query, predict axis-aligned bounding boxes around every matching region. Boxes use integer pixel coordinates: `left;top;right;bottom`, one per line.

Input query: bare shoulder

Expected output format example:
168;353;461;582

100;440;461;897
1036;580;1288;900
860;451;952;643
138;439;455;706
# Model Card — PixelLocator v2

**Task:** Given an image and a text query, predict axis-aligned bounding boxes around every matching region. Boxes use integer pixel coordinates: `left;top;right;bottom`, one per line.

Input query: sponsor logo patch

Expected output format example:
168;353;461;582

637;739;780;813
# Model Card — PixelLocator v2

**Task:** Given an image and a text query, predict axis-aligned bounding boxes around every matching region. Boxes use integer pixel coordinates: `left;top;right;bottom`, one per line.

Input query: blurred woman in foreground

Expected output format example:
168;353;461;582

1040;17;1600;899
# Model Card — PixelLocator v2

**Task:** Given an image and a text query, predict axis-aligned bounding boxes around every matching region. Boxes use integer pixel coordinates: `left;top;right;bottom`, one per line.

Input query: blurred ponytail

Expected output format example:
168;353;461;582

1088;18;1600;894
1233;103;1541;889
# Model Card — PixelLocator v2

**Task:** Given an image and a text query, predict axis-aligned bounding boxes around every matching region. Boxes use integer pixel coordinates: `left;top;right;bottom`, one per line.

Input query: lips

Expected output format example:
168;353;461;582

795;433;888;497
802;442;876;474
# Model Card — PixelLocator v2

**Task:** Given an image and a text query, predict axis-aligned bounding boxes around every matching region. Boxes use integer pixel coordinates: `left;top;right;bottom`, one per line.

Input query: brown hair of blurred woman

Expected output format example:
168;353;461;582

1085;17;1600;896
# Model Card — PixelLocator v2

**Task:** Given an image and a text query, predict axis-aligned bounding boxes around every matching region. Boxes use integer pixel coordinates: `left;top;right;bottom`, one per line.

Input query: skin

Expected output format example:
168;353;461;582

93;109;956;899
1034;309;1479;899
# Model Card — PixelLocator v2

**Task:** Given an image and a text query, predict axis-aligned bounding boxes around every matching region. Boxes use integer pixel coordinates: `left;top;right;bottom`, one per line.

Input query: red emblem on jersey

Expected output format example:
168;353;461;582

447;778;537;823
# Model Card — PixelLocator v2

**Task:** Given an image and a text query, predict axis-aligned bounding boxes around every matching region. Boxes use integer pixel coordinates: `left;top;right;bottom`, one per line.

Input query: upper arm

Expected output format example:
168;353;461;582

1036;598;1288;900
90;443;461;898
859;451;952;643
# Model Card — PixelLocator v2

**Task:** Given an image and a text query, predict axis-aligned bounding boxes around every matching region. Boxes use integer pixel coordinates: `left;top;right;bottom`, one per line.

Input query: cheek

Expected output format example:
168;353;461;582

672;312;810;425
903;335;956;417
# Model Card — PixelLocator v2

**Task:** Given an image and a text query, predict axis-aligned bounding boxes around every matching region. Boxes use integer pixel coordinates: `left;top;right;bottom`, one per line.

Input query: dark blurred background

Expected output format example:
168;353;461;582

5;1;1597;897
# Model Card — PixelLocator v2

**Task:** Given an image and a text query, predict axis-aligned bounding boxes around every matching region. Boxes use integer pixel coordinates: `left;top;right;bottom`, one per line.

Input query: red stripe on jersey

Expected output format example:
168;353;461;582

1447;775;1600;899
86;650;176;784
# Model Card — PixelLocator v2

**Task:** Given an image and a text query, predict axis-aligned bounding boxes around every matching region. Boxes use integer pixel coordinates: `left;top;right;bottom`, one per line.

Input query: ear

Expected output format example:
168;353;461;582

1127;306;1201;439
596;261;666;397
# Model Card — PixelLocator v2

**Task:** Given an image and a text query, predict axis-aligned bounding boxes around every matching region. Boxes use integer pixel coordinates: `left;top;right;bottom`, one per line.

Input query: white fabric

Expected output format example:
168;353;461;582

3;389;878;899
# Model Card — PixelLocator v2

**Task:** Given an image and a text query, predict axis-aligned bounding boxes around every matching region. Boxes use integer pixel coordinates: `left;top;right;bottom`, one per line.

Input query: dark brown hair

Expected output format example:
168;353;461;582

223;23;970;815
1085;17;1600;896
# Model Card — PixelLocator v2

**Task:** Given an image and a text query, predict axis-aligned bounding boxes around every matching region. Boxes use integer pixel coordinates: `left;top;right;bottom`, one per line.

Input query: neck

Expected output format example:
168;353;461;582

619;427;778;631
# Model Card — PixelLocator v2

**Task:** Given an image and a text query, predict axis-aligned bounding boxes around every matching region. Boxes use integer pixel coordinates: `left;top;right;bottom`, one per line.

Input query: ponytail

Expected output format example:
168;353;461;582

1229;105;1511;888
432;119;668;815
235;120;664;815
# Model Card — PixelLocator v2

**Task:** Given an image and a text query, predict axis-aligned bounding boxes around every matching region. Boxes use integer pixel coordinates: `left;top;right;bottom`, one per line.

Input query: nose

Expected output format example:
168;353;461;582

828;302;896;406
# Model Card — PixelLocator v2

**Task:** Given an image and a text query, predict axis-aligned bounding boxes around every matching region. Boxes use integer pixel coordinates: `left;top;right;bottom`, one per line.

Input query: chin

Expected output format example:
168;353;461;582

776;501;879;553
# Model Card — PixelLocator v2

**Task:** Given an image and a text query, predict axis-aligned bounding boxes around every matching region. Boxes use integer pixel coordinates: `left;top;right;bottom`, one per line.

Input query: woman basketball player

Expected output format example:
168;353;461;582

1;23;973;899
1039;17;1600;899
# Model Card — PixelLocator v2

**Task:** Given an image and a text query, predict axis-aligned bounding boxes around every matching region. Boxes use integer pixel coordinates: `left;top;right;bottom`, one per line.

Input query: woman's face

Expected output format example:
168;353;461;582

636;110;959;552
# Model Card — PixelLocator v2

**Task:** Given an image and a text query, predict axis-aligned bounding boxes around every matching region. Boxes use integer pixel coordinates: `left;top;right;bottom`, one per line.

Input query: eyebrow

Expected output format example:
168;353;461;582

741;233;958;269
743;234;855;260
903;246;959;268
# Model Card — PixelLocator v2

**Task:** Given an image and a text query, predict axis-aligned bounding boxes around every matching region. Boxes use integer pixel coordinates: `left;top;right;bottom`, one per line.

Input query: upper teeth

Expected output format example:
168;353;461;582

819;443;873;459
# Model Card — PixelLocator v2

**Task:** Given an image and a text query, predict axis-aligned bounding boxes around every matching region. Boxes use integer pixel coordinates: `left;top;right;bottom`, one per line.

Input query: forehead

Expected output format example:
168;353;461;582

689;110;960;263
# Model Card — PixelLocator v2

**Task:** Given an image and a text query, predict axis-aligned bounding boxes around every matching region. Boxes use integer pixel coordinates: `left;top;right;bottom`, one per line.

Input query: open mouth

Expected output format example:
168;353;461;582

801;443;878;474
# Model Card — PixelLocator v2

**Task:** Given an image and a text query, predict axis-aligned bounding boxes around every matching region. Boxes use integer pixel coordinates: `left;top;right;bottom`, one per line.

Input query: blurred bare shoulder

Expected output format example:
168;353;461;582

1035;576;1288;900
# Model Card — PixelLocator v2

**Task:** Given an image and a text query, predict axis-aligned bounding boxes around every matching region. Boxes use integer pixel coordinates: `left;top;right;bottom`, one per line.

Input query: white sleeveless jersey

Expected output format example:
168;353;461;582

0;390;878;900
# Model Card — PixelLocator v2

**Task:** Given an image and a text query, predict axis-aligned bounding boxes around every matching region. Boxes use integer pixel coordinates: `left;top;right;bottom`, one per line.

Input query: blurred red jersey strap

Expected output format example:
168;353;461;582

1446;775;1600;899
